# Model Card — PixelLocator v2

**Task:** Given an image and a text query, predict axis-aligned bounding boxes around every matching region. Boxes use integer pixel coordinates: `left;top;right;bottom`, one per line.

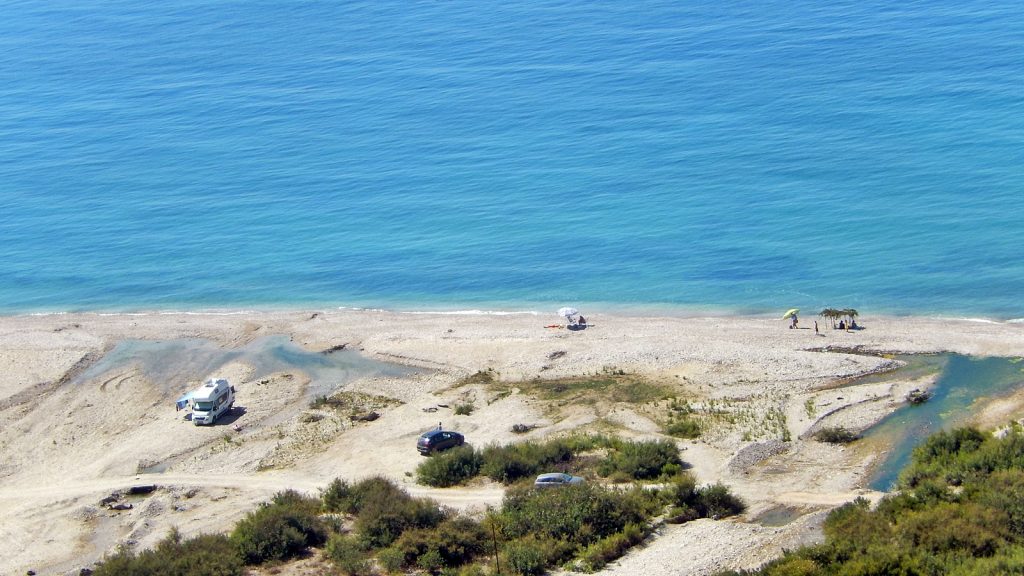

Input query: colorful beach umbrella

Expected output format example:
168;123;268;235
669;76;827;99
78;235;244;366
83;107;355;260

782;308;799;320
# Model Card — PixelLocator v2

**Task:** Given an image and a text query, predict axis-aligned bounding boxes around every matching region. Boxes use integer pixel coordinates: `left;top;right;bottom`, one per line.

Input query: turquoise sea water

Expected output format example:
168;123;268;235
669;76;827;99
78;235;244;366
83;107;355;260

2;1;1022;317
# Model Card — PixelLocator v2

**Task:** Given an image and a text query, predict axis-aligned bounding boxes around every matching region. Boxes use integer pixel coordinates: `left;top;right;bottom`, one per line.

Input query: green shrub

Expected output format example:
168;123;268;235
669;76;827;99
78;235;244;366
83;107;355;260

896;502;1008;557
454;402;475;415
325;534;371;576
665;416;702;439
231;491;327;564
350;480;447;549
93;530;243;576
377;546;406;574
496;483;647;547
480;440;574;484
661;474;744;521
322;476;408;515
576;523;646;571
812;426;859;444
391;516;488;569
695;482;746;519
417;445;483;487
598;439;681;480
321;477;355;513
503;536;549;576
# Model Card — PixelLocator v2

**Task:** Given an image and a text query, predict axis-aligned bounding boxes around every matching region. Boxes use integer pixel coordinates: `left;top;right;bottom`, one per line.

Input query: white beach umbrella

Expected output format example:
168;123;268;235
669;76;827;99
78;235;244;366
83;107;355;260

557;307;578;319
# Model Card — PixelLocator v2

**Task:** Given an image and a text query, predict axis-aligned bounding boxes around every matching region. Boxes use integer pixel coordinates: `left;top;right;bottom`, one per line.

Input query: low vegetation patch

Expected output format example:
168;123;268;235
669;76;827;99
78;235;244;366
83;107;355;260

662;397;704;439
461;368;498;385
480;439;575;484
664;415;702;439
92;529;244;576
309;390;402;417
597;438;683;480
416;445;483;487
512;372;675;406
813;426;860;444
416;435;685;487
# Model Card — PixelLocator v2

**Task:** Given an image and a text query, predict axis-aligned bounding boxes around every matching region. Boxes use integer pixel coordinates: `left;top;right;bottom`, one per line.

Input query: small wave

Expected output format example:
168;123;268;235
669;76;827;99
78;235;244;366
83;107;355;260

337;305;540;316
404;309;541;316
950;317;1002;324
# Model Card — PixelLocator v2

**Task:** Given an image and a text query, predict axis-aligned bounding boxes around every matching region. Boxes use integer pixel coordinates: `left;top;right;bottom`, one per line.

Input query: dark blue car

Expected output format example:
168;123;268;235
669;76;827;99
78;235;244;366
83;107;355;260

417;429;465;455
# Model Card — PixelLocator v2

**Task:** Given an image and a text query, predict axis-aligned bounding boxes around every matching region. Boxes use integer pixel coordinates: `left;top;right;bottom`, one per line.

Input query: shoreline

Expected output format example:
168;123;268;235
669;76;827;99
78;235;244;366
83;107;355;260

11;304;1024;325
1;309;1023;575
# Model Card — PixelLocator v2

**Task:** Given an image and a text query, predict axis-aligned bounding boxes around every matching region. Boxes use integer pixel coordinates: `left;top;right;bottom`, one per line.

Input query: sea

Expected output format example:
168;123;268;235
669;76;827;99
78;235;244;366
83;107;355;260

2;0;1022;319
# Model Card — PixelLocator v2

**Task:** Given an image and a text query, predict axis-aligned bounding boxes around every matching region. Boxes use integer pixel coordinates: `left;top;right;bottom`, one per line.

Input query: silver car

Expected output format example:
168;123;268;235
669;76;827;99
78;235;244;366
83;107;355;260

534;472;584;488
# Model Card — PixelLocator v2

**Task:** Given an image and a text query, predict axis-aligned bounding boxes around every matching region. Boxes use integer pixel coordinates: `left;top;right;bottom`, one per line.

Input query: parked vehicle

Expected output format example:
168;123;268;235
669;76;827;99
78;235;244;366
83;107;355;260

188;378;235;425
417;429;464;455
534;472;584;488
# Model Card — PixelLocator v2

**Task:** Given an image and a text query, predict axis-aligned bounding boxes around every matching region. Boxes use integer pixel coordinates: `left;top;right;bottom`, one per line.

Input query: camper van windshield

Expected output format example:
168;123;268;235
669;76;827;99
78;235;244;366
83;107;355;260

194;401;214;411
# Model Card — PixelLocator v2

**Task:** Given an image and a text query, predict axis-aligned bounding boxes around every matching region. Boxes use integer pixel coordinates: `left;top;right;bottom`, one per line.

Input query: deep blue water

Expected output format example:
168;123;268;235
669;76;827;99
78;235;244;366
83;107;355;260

2;1;1022;317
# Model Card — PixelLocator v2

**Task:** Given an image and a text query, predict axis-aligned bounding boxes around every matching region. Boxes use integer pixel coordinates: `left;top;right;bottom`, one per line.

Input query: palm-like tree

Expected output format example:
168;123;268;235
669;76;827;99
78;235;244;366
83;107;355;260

819;308;841;328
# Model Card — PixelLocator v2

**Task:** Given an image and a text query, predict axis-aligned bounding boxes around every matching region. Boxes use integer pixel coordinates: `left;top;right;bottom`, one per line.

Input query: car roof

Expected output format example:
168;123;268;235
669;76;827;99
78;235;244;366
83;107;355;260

420;429;459;438
536;472;571;481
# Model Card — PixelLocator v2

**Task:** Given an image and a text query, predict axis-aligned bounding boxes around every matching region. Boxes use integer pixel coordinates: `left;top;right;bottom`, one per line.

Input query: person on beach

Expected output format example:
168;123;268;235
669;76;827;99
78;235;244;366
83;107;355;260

814;321;819;335
791;314;798;329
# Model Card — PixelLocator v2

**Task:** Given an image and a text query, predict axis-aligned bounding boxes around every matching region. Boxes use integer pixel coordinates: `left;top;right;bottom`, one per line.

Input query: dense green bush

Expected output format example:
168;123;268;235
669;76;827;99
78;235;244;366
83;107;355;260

351;486;447;549
663;473;745;522
496;483;650;547
322;475;408;515
325;533;371;576
93;530;243;576
231;490;327;564
480;439;574;483
377;545;406;574
695;482;747;519
502;535;550;576
322;476;449;551
598;439;682;480
416;445;484;487
576;523;646;571
390;516;489;569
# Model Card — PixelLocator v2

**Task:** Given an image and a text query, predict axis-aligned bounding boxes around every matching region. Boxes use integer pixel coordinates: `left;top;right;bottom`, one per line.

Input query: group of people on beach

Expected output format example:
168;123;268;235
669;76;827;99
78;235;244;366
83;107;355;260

791;314;858;333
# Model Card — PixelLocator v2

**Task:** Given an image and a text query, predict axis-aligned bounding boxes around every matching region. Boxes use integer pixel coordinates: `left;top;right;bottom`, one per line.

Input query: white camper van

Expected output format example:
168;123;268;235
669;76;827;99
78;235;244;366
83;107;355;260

189;378;235;425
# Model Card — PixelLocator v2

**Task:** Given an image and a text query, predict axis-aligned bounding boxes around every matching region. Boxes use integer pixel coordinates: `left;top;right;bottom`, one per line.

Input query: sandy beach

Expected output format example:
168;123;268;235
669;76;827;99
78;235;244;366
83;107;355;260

2;309;1023;575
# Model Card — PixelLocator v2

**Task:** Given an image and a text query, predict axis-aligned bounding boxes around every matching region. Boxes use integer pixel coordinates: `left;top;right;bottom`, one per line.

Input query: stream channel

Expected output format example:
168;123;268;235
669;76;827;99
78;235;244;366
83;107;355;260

862;354;1024;491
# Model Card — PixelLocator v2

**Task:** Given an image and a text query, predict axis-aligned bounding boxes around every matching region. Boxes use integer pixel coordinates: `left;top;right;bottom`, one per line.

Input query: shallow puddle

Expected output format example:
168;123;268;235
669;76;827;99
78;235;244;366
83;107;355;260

753;505;804;527
74;335;421;400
